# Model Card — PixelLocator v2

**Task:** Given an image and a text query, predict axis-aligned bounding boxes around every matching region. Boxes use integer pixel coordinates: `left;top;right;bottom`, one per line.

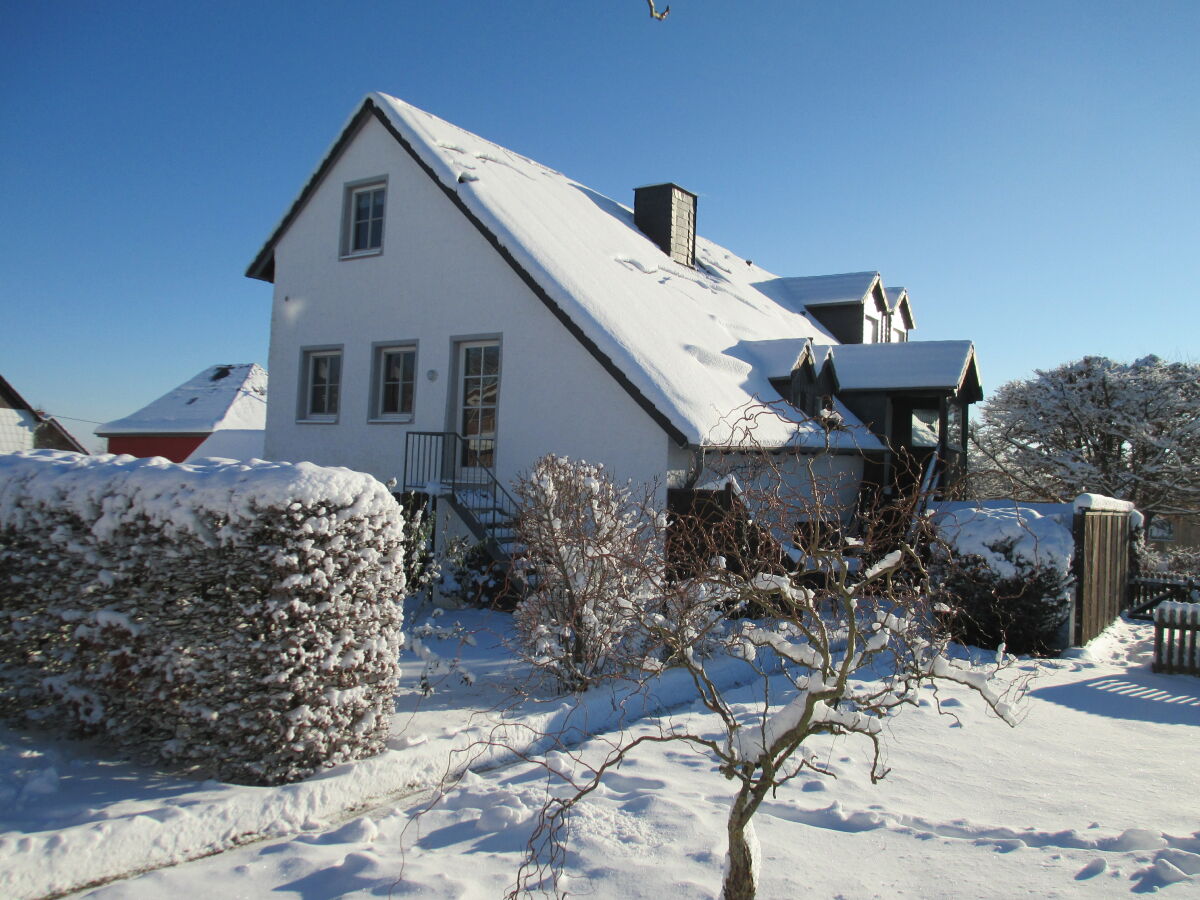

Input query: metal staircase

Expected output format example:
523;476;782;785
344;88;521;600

402;431;522;565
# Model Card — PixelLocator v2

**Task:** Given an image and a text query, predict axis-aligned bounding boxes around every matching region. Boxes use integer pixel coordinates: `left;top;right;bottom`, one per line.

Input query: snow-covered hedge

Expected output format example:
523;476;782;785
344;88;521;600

0;451;407;785
929;503;1075;654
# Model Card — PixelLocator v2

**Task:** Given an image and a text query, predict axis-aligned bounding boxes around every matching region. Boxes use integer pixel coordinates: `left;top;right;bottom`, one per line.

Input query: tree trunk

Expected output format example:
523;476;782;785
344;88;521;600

722;792;758;900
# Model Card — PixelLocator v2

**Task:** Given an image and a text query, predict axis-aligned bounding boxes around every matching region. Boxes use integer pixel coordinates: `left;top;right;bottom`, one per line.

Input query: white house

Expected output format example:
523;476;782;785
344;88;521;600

245;93;980;554
0;375;87;455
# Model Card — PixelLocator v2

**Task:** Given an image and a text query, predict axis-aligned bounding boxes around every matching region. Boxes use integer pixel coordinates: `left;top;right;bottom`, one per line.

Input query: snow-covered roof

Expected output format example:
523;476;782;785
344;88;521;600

248;95;956;449
769;272;881;309
813;341;979;394
98;365;268;437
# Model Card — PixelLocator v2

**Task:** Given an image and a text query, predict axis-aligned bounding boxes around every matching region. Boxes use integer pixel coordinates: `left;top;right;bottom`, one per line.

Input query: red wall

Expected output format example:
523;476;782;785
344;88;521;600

106;435;207;463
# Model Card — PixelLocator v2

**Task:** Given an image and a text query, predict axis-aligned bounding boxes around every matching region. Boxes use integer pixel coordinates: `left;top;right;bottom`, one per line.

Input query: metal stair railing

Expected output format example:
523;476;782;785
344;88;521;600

402;431;522;563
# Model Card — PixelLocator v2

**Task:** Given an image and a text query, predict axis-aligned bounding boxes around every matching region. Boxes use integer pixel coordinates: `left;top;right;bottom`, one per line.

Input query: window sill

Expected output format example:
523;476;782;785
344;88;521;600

340;248;383;261
297;416;339;424
368;415;414;425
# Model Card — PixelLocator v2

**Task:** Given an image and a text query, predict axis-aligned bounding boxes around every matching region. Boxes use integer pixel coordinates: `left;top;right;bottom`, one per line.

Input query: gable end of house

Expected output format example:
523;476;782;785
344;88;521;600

247;98;689;448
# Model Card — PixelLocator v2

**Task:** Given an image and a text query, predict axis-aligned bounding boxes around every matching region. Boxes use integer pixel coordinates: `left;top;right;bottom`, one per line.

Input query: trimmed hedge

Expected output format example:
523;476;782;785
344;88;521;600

0;451;407;785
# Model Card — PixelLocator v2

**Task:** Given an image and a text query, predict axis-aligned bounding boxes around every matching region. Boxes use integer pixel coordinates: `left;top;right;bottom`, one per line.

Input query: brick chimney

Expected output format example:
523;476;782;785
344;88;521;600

634;183;697;267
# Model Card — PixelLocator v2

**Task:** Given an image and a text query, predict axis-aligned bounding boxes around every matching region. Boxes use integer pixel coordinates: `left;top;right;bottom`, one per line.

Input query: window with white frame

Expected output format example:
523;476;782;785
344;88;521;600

342;181;386;256
301;349;341;420
372;345;416;419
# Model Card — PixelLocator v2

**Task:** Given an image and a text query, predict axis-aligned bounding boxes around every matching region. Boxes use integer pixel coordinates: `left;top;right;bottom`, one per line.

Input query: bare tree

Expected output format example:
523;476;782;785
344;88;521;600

504;409;1027;899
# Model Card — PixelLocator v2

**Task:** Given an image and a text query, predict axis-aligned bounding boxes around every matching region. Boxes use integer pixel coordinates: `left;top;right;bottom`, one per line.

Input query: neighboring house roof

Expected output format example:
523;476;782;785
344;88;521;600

184;428;266;462
0;375;88;453
813;342;980;399
246;94;952;451
97;364;268;437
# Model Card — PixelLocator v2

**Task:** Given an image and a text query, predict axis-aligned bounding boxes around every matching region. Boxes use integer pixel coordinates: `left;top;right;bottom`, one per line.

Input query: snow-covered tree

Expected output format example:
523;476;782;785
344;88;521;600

971;355;1200;517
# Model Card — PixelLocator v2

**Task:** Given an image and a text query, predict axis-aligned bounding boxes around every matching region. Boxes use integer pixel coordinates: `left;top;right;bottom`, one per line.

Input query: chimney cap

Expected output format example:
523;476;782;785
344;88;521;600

634;182;698;199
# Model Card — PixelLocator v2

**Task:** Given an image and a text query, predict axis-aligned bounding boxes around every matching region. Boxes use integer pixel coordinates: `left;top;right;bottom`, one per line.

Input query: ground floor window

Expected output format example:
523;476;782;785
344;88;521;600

301;348;341;420
373;345;416;419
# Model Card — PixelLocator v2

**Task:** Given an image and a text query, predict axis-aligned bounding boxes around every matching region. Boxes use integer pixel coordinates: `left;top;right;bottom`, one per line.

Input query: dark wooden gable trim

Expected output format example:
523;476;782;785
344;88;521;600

870;278;888;315
247;98;688;447
0;375;31;412
817;353;840;395
958;353;983;403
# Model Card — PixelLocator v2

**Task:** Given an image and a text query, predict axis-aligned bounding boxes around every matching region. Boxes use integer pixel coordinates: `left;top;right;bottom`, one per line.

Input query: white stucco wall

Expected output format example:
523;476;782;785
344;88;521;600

264;116;674;494
0;406;38;453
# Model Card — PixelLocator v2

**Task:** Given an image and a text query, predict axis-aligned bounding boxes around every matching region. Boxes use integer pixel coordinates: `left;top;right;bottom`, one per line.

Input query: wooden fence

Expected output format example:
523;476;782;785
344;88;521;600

1152;602;1200;675
1128;575;1198;621
1071;506;1132;646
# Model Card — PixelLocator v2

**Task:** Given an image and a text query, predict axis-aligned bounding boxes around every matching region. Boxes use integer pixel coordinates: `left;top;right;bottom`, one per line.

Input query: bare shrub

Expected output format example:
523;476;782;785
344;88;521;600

503;409;1026;900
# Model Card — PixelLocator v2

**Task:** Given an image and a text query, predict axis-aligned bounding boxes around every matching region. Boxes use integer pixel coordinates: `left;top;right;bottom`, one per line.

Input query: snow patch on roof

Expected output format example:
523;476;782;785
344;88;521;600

770;272;880;310
813;342;976;392
369;93;880;449
98;365;268;436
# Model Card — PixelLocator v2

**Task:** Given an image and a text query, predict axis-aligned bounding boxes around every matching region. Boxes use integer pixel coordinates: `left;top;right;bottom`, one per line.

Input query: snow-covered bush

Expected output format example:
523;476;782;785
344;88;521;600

0;451;407;785
512;456;664;692
931;505;1074;654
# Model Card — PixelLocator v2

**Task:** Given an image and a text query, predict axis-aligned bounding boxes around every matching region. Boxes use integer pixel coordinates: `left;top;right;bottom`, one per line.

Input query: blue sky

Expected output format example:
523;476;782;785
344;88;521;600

2;1;1196;451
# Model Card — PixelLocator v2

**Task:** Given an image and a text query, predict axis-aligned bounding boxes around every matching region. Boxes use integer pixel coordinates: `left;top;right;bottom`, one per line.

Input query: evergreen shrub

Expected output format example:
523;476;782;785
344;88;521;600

0;451;407;785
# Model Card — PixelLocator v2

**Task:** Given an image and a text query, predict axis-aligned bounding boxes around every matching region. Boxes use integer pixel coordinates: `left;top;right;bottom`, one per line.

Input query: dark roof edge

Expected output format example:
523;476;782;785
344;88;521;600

0;374;32;412
246;98;688;447
245;101;377;282
371;105;690;447
42;418;89;453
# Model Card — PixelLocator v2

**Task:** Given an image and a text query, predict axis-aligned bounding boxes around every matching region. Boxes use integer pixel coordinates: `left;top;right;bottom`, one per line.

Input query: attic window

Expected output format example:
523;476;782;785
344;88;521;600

341;178;386;257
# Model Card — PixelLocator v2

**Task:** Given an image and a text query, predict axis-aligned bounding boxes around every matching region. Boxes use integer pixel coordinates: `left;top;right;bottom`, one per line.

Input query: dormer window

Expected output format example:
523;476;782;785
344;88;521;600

341;179;386;257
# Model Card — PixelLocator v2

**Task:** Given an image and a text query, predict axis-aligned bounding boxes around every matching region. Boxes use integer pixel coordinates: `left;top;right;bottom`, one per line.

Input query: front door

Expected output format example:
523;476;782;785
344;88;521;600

457;340;500;474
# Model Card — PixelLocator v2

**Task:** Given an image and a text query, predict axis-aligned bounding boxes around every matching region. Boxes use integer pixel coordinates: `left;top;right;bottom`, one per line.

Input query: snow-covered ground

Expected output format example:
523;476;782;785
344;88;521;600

3;609;1198;899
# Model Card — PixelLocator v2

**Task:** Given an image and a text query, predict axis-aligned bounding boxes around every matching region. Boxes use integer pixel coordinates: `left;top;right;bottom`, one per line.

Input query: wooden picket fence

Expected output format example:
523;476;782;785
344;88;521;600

1128;574;1198;620
1153;602;1200;675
